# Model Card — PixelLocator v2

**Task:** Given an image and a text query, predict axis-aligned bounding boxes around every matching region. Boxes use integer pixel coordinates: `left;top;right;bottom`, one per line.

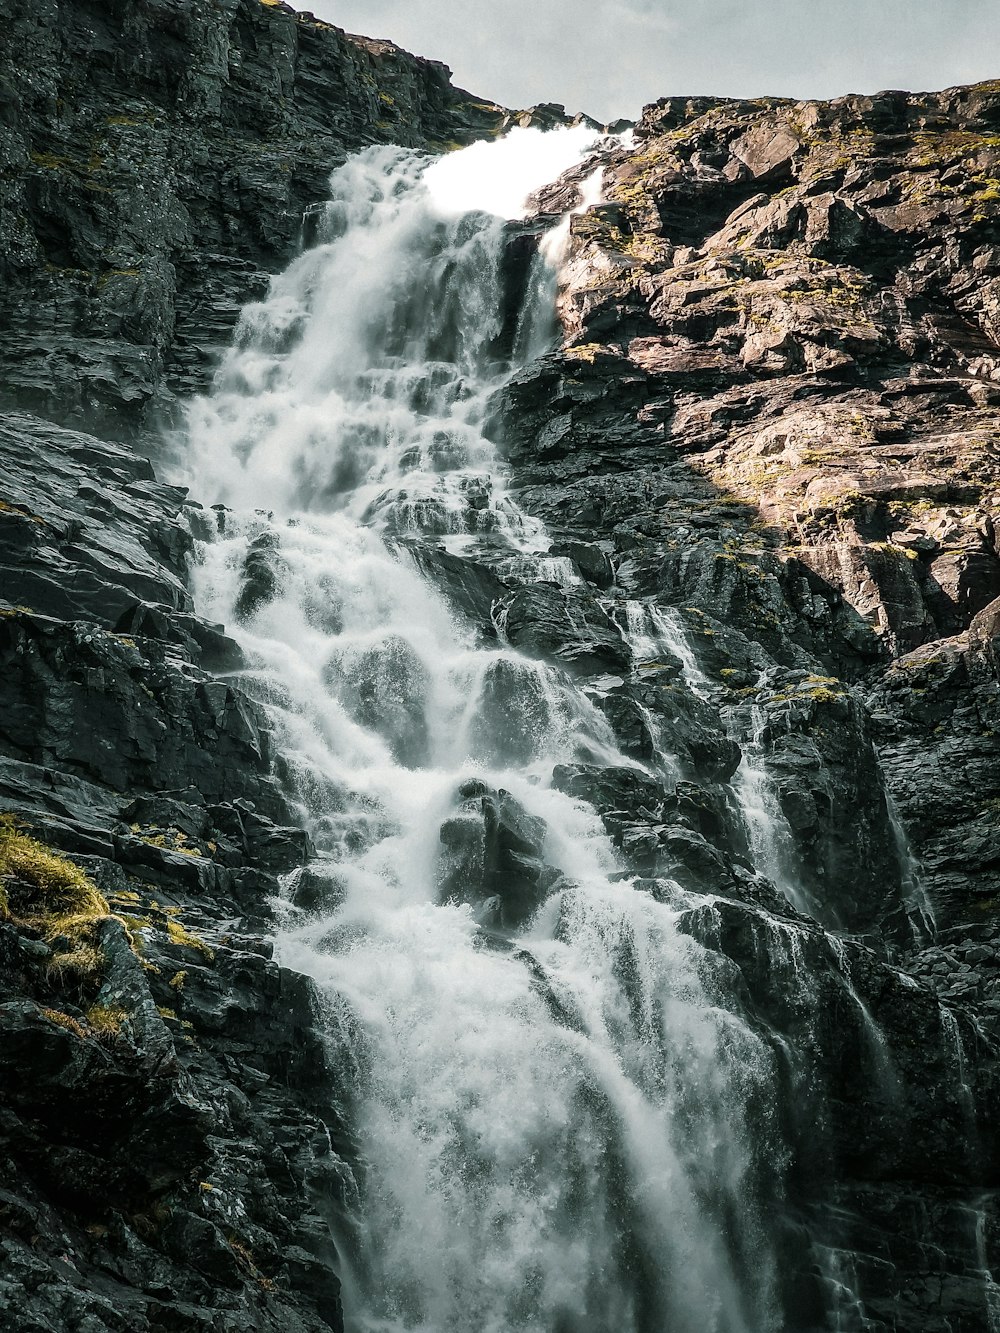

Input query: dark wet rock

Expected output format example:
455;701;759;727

0;405;343;1329
0;0;510;440
438;781;563;928
0;808;347;1333
968;592;1000;676
548;539;615;589
726;672;903;933
592;673;741;781
551;762;666;818
649;824;734;891
235;531;286;624
864;629;1000;934
488;80;1000;1328
0;610;285;813
680;890;1000;1319
0;414;255;679
497;584;630;675
402;541;508;634
324;634;430;768
288;864;349;916
0;413;189;620
467;656;556;766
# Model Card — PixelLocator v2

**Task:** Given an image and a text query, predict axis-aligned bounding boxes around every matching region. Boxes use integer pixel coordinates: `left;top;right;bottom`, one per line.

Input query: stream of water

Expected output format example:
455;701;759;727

179;126;790;1333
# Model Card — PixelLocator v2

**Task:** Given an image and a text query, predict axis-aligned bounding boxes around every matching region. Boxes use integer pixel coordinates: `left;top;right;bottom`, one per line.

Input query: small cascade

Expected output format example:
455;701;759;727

826;937;902;1105
614;600;817;917
727;703;818;917
179;129;787;1332
815;1245;874;1333
490;551;584;587
976;1206;1000;1333
941;1006;979;1143
885;787;936;943
646;605;706;695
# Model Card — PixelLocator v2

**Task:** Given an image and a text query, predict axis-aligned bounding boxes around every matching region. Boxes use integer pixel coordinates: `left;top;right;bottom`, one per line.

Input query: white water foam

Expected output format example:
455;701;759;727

178;128;782;1332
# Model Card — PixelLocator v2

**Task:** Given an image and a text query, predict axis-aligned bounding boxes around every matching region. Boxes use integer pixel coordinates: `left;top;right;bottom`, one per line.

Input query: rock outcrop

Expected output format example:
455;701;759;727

0;412;353;1331
0;0;507;440
0;4;514;1328
484;82;1000;1330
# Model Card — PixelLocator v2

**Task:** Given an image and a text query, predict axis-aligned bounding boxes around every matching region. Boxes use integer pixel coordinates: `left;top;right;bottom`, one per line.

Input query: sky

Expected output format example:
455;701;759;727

306;1;1000;123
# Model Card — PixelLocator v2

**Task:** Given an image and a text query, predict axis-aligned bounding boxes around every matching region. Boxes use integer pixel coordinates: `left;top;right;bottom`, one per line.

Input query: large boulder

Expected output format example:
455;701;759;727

437;779;564;928
324;634;431;767
496;585;631;676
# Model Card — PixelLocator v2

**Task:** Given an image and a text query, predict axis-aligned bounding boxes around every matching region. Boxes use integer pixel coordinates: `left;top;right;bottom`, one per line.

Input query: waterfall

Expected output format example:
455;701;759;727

884;788;936;942
615;601;817;918
178;127;784;1332
727;707;815;918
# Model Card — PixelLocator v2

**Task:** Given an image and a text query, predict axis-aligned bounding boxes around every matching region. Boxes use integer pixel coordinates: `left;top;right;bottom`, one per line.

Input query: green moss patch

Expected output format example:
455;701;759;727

0;814;109;942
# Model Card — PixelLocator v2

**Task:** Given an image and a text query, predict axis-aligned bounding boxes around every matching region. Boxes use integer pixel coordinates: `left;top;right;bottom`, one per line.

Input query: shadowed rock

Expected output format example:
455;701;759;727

438;779;564;928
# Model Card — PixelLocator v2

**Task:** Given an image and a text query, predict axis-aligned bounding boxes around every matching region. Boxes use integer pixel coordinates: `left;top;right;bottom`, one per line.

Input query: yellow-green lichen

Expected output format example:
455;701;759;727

0;814;109;942
85;1004;128;1042
166;917;215;960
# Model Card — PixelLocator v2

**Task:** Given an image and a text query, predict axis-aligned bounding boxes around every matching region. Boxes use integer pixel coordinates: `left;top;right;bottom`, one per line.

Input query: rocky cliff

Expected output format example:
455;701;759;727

3;1;1000;1328
0;3;510;1329
0;0;508;442
511;81;1000;937
490;83;1000;1328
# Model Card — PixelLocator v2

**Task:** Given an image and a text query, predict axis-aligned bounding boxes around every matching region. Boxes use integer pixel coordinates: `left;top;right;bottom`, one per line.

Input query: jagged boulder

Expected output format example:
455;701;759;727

324;635;431;768
497;584;631;675
234;531;286;623
467;656;557;766
551;762;666;818
437;779;564;927
593;675;742;781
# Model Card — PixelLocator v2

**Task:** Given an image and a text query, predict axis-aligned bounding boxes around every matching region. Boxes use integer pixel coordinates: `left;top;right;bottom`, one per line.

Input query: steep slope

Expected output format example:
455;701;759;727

0;0;508;440
3;3;1000;1327
488;83;1000;1329
504;82;1000;935
0;3;513;1329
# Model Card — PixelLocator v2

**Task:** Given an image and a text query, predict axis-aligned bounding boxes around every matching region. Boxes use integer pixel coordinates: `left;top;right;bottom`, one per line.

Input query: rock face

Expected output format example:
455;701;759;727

0;0;507;440
438;779;567;928
0;412;352;1331
0;5;516;1329
496;80;1000;931
481;82;1000;1331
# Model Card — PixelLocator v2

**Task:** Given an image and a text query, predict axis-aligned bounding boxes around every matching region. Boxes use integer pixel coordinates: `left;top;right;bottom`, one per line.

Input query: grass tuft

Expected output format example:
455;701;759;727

166;918;215;959
0;815;109;941
47;942;105;981
86;1004;129;1042
41;1007;88;1039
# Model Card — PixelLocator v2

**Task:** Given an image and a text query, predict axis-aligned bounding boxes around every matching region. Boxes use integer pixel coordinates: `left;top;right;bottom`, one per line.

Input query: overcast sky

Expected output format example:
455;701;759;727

306;1;1000;123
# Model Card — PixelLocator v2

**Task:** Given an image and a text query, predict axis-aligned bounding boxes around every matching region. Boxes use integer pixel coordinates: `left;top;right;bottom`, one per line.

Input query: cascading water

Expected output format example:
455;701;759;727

727;709;814;918
178;127;786;1332
615;601;816;919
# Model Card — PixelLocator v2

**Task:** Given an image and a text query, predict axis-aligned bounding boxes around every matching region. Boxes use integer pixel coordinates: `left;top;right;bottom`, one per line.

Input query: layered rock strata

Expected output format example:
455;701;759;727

483;83;1000;1329
0;2;515;1327
0;0;508;439
0;413;354;1331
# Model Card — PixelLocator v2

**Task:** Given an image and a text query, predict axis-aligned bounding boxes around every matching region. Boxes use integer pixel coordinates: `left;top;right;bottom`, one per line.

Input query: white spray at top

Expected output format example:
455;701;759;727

181;125;604;524
422;123;601;218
